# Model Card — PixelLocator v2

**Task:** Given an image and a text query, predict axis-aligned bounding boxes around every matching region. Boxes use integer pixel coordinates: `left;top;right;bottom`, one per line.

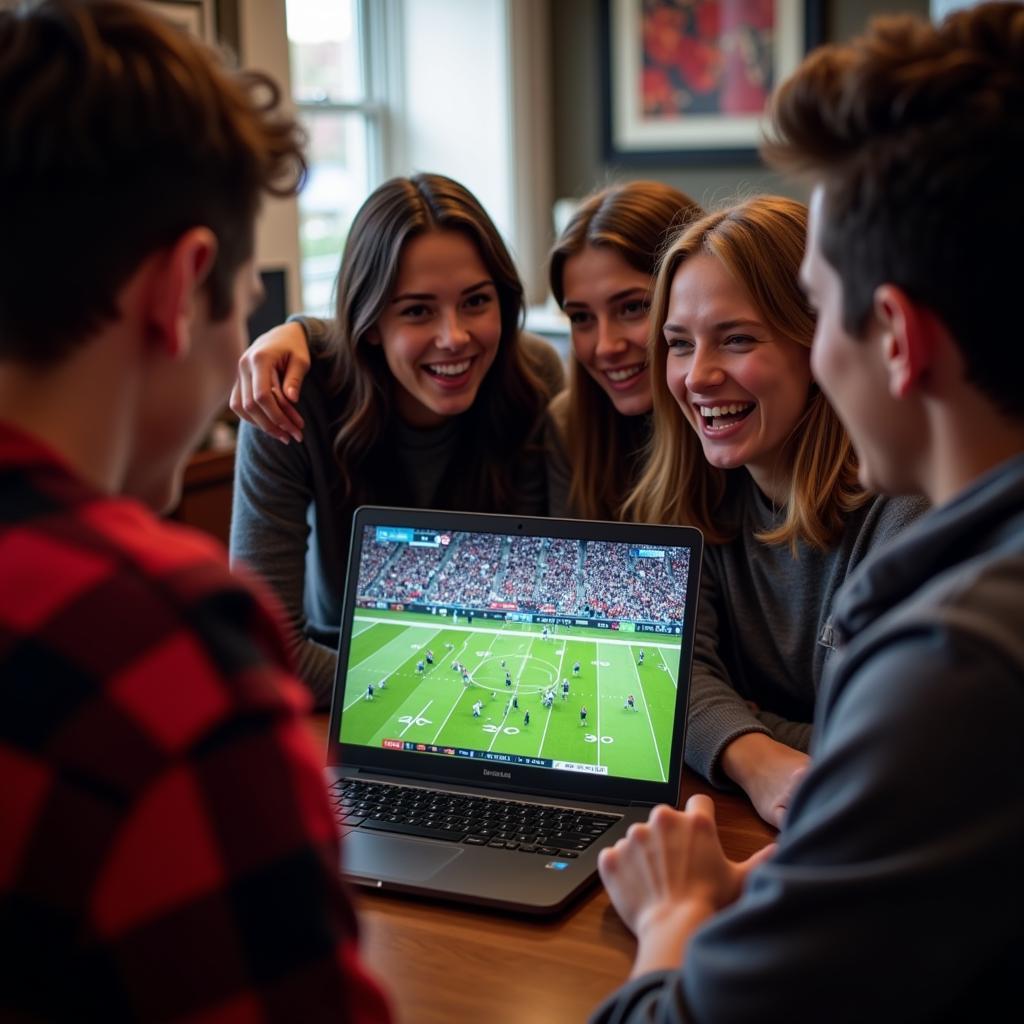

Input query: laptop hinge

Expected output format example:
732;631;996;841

350;767;651;807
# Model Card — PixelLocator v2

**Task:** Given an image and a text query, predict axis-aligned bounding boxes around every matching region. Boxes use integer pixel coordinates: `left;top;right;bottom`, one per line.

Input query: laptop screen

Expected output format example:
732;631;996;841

336;520;695;785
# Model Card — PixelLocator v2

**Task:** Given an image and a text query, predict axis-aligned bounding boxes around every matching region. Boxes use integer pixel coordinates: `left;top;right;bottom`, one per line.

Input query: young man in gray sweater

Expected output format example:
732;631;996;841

592;4;1024;1021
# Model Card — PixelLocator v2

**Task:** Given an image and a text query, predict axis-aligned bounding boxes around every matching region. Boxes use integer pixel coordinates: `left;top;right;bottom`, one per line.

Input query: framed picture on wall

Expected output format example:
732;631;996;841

601;0;826;165
141;1;214;41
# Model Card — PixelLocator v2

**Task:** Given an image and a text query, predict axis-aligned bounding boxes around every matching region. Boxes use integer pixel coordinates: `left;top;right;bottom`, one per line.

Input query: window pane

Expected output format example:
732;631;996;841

286;0;363;104
297;109;372;316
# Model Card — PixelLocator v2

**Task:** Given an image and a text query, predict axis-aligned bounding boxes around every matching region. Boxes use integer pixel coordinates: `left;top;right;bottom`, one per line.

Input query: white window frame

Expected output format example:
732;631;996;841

282;0;554;312
290;0;399;184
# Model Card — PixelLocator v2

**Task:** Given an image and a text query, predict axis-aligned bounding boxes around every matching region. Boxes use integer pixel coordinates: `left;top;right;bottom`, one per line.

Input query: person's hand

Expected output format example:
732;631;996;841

599;796;775;976
720;732;810;829
229;321;310;443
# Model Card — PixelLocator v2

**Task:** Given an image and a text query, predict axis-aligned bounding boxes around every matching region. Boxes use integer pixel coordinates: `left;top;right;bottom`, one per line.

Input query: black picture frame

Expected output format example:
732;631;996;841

601;0;826;167
139;0;240;54
140;0;211;39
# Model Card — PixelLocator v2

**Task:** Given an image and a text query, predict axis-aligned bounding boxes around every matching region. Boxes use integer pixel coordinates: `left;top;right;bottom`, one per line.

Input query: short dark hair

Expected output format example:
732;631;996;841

764;1;1024;418
0;0;306;364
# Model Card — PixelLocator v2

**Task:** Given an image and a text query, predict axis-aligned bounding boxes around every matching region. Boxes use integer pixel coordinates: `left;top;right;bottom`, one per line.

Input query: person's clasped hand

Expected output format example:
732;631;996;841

599;795;776;977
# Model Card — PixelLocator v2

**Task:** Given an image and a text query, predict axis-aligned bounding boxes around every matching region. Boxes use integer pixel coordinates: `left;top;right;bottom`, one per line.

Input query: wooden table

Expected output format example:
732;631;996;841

308;715;775;1024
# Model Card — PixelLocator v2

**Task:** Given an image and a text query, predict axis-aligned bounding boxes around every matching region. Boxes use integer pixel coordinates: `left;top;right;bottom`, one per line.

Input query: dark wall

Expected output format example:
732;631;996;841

550;0;930;209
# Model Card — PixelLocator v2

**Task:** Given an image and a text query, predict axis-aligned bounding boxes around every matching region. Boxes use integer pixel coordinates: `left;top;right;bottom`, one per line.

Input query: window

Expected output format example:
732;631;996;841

283;0;552;314
285;0;389;314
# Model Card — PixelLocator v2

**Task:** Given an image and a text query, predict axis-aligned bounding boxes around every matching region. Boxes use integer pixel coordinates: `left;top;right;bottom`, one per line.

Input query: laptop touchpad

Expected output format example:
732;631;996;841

343;832;464;882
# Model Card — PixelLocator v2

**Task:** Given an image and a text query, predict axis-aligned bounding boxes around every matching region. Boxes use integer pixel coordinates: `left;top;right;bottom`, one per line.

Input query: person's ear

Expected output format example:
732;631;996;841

144;227;218;359
873;284;937;400
364;325;382;347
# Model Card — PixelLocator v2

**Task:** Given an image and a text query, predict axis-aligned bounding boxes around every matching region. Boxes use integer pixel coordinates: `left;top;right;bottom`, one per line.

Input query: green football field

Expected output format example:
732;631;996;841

339;609;680;783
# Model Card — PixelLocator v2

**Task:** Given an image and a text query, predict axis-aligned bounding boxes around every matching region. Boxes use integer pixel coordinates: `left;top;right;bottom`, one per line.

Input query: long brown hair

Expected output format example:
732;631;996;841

323;173;550;507
548;180;702;520
623;196;868;549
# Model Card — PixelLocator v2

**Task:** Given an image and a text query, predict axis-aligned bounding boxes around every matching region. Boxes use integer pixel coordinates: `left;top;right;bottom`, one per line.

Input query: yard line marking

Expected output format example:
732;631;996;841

344;689;372;712
596;643;602;769
630;656;666;783
342;624;444;709
656;646;677;689
432;625;501;744
346;623;441;672
431;688;469;745
536;635;568;758
487;631;538;751
399;700;434;738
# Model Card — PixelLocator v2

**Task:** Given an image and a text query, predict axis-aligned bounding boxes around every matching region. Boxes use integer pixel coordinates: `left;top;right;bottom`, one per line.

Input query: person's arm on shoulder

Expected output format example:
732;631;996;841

230;413;337;705
230;320;310;443
594;627;1024;1024
89;591;392;1023
229;315;334;444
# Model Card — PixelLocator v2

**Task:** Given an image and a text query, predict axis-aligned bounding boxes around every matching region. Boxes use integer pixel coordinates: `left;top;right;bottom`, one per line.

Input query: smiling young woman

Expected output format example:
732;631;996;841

546;180;702;519
229;174;563;705
624;197;927;827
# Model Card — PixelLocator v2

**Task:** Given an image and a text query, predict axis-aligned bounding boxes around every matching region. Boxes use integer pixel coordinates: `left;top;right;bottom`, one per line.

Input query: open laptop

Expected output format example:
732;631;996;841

325;507;702;915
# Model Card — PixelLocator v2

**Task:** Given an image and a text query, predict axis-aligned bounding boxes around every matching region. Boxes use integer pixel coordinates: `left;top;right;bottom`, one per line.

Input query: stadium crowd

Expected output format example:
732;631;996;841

430;535;504;605
356;539;396;589
538;538;581;612
584;543;686;622
359;534;685;623
372;543;448;600
500;536;543;602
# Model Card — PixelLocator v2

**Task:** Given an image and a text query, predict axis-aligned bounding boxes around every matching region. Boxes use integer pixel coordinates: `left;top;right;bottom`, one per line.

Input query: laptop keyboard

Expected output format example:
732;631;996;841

331;779;619;858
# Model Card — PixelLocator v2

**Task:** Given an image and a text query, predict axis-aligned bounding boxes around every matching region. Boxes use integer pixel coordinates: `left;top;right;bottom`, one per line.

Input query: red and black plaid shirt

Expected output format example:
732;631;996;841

0;423;391;1022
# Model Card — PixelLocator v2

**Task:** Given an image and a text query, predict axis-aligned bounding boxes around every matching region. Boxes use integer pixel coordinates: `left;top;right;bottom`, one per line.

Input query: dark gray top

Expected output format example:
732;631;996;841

229;317;563;706
543;390;573;518
592;454;1024;1024
686;474;927;784
542;389;653;520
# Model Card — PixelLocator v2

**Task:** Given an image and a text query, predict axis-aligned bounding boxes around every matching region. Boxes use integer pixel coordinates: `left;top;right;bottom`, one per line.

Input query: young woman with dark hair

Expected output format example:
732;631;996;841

229;173;562;704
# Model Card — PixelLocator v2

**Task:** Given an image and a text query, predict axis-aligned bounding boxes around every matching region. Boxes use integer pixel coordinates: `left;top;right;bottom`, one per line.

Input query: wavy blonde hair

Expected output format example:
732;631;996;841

623;196;868;550
548;180;701;520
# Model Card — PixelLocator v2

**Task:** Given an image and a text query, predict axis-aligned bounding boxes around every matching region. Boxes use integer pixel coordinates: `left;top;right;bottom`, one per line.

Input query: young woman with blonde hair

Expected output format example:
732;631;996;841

624;196;925;826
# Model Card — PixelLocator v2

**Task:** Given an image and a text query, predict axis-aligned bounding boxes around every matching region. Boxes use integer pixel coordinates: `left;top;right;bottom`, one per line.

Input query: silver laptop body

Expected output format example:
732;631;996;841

326;507;702;916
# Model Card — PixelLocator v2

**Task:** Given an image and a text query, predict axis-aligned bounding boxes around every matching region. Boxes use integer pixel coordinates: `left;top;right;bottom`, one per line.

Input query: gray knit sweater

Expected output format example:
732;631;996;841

230;317;563;706
686;474;927;785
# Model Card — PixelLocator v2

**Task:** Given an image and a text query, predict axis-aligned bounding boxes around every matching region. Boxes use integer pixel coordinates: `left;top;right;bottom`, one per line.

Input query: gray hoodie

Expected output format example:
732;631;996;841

592;454;1024;1024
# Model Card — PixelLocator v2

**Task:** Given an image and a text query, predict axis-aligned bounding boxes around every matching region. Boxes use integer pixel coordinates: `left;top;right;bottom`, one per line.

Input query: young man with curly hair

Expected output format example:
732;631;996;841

0;2;389;1019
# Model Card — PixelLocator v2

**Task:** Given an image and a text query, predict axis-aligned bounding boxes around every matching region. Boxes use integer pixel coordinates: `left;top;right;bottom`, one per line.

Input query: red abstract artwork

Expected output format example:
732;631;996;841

640;0;775;119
